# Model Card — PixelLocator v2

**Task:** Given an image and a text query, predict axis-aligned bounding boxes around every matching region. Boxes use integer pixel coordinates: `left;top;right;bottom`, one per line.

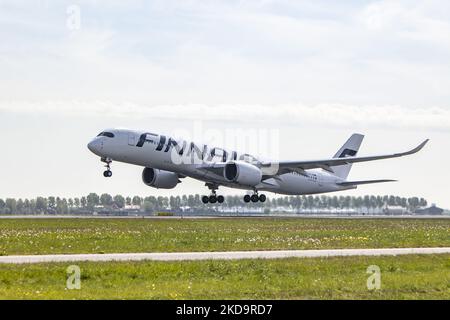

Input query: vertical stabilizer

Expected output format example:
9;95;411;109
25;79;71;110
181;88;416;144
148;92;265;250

331;134;364;179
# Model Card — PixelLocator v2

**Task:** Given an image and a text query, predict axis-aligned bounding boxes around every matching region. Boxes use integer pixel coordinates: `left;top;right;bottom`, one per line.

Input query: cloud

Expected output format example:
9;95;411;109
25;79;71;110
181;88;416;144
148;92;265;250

1;101;449;132
1;1;450;116
358;0;450;48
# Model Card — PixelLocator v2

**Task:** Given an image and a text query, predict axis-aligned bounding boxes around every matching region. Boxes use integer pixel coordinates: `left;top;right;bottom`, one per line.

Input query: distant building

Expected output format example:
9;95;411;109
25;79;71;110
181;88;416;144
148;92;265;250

414;204;444;215
382;205;408;215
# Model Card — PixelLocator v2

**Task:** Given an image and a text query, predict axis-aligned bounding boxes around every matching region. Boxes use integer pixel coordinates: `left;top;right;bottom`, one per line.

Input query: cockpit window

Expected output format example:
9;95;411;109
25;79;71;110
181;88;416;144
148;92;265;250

97;132;115;138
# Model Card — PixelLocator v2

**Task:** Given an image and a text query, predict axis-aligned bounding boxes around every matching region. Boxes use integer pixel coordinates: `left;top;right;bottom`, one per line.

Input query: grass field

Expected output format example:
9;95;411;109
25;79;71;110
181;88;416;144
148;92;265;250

0;218;448;255
0;254;448;299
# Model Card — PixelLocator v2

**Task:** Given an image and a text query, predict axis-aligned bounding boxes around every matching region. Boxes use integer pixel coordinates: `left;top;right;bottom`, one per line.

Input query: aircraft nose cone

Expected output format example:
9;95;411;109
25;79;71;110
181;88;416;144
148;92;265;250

87;140;101;154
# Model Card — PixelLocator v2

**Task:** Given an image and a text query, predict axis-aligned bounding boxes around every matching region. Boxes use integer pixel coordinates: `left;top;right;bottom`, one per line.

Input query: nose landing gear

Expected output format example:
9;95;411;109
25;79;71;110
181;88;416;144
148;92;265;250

101;157;113;178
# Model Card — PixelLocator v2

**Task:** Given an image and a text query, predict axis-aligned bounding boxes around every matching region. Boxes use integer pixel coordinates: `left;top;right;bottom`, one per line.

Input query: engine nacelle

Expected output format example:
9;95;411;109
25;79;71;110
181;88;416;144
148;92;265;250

224;161;262;187
142;168;180;189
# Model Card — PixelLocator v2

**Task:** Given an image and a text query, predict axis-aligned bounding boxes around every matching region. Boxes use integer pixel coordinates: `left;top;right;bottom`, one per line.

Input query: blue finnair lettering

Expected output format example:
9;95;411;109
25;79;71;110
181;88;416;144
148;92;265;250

156;135;166;151
136;133;158;147
135;134;257;163
164;137;187;155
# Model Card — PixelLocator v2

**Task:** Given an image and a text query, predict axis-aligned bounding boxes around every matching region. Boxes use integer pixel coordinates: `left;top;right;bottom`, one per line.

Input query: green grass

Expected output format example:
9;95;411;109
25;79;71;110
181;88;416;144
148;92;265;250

0;218;449;255
0;254;448;299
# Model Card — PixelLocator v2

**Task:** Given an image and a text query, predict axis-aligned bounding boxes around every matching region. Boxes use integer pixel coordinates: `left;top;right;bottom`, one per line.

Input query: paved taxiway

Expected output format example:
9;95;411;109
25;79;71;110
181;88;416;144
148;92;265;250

0;247;449;264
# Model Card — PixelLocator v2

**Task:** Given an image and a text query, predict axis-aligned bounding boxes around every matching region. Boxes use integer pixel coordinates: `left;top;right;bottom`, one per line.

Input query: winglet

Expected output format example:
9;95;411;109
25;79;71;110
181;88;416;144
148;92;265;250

403;139;429;156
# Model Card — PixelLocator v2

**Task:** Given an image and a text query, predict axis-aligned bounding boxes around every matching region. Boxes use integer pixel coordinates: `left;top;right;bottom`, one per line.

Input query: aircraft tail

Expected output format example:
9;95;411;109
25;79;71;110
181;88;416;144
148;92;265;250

331;133;364;179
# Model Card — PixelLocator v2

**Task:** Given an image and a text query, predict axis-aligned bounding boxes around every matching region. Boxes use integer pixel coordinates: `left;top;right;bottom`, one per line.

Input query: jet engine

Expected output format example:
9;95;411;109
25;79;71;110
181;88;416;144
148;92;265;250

224;161;262;187
142;168;180;189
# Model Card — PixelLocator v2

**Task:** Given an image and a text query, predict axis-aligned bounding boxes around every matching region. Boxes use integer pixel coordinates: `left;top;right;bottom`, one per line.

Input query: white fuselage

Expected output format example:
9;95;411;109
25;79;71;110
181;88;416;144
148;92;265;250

88;128;354;195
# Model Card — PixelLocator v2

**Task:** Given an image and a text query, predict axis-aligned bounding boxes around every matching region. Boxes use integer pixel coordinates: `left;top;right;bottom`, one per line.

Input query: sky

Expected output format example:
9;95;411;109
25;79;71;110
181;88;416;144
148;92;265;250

0;0;449;208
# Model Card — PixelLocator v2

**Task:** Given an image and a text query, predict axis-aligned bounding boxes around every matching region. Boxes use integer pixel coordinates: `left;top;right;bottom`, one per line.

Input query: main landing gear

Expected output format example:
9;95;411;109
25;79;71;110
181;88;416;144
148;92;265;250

202;193;225;204
101;157;113;178
201;184;267;205
243;192;266;203
202;184;225;204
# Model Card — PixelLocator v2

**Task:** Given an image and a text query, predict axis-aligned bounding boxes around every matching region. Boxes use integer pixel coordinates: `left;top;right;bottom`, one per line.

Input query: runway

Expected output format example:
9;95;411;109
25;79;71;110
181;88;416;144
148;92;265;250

0;215;448;219
0;247;449;264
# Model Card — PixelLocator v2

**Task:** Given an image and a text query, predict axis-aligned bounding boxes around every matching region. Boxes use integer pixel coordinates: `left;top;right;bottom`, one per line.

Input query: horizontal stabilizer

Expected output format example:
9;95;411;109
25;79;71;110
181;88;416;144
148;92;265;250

337;179;396;186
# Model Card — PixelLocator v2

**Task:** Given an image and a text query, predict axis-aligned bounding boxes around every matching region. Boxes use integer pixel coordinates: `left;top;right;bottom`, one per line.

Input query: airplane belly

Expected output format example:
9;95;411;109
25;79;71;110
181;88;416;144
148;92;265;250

276;174;324;195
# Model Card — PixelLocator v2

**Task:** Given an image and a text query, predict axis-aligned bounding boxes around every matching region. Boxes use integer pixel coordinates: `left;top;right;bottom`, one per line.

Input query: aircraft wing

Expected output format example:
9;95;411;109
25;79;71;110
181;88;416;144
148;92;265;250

336;179;396;186
262;139;429;175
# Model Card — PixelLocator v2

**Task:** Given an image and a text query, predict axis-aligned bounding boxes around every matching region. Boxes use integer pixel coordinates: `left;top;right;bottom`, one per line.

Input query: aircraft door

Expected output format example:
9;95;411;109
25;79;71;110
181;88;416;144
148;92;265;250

128;133;136;146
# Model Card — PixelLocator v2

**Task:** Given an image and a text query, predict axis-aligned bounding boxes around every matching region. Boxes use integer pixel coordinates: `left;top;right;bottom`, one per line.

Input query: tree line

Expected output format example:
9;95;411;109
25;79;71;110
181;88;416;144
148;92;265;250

0;194;428;215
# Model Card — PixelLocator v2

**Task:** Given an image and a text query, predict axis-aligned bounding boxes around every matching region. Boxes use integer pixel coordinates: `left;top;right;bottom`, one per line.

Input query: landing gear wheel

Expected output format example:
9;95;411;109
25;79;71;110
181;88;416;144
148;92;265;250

202;196;209;204
204;183;223;205
251;194;259;203
244;195;251;203
101;158;113;178
259;194;266;203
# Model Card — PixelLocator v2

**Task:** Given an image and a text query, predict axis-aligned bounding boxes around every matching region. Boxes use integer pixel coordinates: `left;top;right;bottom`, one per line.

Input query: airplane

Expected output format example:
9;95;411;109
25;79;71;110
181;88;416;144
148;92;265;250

87;129;428;204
